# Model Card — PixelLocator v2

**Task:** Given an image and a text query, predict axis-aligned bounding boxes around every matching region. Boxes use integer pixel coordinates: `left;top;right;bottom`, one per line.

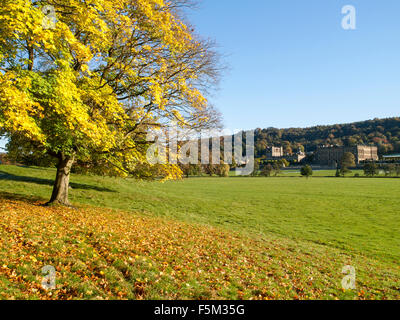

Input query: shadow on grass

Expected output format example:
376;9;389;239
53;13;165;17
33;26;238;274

0;171;116;193
0;191;45;203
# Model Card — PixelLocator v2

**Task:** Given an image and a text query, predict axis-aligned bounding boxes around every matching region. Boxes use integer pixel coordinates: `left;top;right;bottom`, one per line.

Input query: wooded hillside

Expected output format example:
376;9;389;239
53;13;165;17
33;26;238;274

254;117;400;157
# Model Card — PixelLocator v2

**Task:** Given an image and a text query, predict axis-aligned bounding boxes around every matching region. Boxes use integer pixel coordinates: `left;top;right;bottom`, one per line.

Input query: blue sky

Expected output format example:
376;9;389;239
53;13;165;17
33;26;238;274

187;0;400;130
1;1;400;149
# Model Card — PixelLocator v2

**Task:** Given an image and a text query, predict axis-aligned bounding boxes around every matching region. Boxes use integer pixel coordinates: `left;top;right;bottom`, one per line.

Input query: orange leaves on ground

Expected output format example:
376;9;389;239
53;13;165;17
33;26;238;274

0;196;399;300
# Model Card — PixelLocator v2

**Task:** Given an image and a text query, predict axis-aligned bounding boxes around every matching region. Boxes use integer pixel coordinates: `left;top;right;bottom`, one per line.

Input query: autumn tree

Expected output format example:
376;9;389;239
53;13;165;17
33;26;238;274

216;162;230;177
0;0;221;206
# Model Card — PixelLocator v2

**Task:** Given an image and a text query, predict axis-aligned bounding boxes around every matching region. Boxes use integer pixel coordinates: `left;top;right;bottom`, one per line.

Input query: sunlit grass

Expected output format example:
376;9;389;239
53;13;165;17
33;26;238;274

0;165;399;299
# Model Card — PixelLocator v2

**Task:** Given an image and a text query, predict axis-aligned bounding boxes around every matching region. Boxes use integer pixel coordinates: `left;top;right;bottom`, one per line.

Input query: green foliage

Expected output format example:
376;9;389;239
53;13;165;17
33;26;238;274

364;163;379;177
272;162;281;176
180;164;202;178
300;165;313;178
250;160;260;176
340;152;356;177
260;163;273;177
383;163;396;176
5;134;57;168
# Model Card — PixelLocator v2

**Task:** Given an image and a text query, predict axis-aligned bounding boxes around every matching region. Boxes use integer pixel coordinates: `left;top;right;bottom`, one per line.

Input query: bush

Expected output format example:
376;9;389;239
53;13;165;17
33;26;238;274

364;163;378;177
217;164;230;177
300;165;313;178
260;164;273;177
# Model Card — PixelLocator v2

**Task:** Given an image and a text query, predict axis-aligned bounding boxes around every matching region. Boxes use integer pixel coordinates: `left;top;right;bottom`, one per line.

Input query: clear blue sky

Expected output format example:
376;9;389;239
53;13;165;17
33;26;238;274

187;0;400;130
1;1;400;149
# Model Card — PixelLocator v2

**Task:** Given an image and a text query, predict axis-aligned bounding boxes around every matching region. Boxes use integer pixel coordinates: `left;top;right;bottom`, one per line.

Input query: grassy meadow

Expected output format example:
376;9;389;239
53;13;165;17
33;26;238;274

0;164;399;299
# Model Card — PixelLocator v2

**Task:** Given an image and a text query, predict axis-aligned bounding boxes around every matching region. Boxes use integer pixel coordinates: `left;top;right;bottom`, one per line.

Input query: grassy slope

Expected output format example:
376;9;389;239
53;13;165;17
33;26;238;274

0;165;400;299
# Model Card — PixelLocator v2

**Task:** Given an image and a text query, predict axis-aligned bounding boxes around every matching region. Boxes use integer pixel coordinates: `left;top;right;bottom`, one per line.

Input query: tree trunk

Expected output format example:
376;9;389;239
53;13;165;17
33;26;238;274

47;154;75;206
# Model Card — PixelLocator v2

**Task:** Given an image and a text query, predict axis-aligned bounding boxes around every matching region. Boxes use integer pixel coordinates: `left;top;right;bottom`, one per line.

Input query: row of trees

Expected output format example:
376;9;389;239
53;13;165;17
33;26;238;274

251;159;289;177
180;163;231;178
364;163;400;177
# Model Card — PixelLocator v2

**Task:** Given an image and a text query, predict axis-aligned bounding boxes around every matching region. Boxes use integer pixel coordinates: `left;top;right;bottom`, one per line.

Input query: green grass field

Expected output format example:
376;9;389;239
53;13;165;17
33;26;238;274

0;165;399;299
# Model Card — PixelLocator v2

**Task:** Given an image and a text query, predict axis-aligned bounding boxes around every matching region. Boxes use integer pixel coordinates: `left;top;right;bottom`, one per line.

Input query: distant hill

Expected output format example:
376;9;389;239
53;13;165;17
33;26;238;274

254;117;400;157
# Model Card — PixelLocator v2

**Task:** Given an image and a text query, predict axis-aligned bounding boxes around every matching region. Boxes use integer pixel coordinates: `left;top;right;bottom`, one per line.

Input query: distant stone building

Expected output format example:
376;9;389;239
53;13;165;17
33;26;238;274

266;146;283;159
315;145;378;166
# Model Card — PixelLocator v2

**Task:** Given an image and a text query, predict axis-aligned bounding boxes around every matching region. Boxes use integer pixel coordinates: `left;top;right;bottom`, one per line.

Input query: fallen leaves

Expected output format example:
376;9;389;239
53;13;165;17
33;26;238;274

0;197;399;300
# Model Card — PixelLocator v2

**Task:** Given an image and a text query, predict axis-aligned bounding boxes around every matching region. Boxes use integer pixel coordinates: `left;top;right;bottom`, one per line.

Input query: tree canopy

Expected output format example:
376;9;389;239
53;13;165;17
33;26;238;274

339;152;356;176
300;165;313;178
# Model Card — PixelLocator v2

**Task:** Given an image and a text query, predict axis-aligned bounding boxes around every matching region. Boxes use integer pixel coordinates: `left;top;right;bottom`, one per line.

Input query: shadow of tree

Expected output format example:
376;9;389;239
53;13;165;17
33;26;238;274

0;191;45;203
0;171;116;193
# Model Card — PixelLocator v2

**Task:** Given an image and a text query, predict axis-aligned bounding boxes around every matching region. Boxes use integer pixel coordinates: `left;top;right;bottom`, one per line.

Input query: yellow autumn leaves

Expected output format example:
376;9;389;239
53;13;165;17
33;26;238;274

0;73;44;142
0;0;218;181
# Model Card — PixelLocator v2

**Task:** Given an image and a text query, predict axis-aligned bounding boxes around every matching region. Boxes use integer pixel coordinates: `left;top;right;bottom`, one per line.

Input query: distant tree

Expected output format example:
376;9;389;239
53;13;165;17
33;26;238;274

216;163;230;177
273;162;282;176
6;136;57;168
180;163;201;178
364;163;379;177
383;163;396;176
250;160;260;177
300;165;313;178
260;164;273;177
396;164;400;177
202;164;215;177
340;152;356;176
